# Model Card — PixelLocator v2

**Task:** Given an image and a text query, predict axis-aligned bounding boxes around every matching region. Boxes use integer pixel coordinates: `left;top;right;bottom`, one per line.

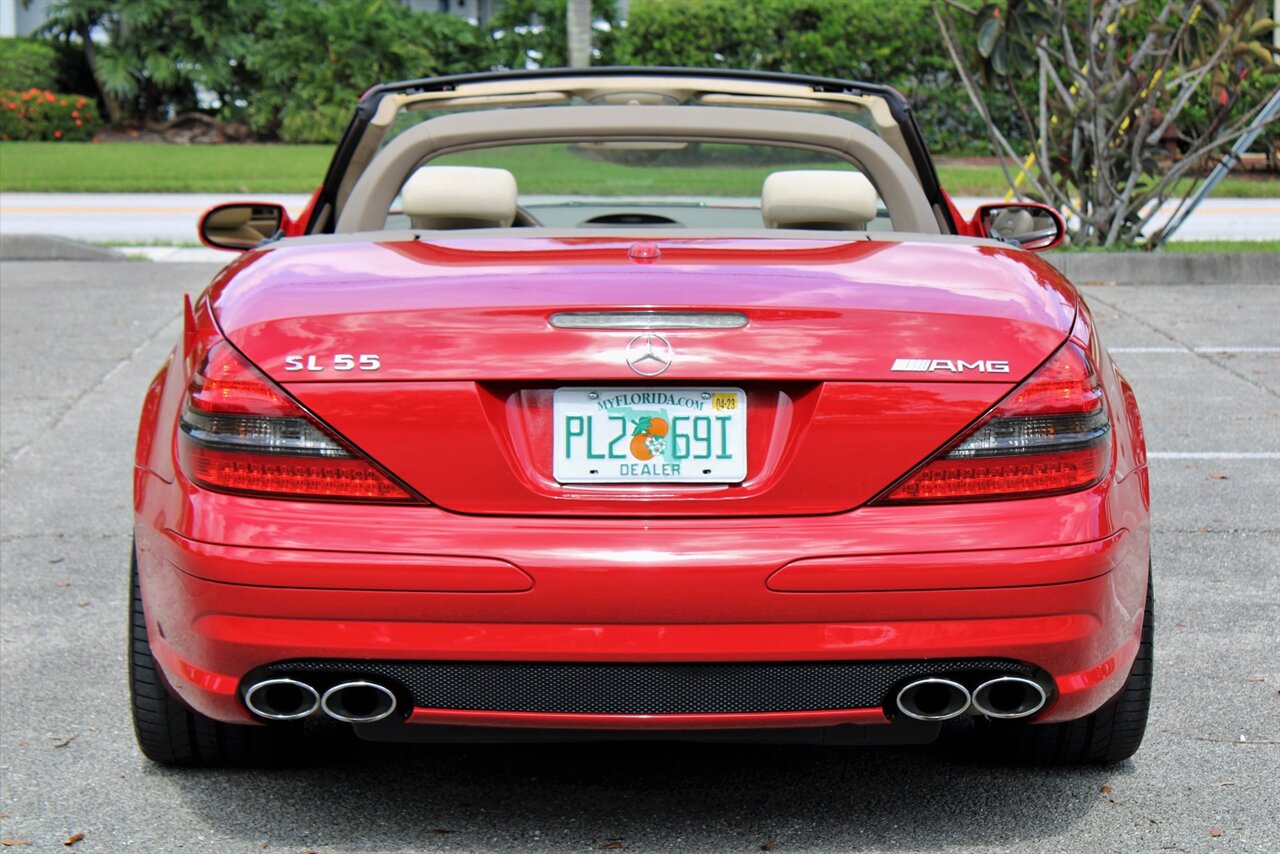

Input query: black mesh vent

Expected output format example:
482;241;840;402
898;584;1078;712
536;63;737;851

265;659;1036;715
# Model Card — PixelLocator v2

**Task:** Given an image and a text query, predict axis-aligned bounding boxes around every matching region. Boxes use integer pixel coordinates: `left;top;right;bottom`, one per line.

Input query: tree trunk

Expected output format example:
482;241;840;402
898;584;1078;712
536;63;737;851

567;0;592;68
79;28;123;126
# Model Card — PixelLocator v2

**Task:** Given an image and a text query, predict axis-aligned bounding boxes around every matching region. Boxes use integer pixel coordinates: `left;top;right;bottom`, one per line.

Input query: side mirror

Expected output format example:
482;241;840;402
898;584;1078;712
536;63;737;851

199;203;287;252
972;202;1065;252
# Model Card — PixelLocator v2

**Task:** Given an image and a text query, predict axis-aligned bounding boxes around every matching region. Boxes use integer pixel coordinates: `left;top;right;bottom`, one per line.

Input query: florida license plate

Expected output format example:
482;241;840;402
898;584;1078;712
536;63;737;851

553;387;747;484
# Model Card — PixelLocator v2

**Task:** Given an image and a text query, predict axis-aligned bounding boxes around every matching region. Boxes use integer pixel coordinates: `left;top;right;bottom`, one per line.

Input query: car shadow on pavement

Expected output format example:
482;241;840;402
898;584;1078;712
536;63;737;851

158;724;1126;851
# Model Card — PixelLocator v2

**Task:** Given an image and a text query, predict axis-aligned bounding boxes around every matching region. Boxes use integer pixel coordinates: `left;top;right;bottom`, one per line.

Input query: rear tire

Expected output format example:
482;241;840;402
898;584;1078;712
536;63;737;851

129;544;295;765
981;567;1153;765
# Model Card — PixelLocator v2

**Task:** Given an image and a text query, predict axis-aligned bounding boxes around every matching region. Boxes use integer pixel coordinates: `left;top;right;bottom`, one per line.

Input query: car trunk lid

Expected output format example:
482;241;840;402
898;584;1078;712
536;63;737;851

213;236;1076;515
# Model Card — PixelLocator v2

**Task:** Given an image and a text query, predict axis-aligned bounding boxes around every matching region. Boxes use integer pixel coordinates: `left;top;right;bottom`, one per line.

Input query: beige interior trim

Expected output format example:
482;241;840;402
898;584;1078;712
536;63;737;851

698;93;860;111
335;106;938;235
334;130;387;214
401;91;572;114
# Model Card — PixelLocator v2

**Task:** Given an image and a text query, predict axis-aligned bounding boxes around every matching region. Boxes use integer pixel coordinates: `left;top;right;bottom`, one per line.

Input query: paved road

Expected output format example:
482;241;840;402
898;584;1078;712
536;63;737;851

1;192;1278;243
0;193;313;244
0;262;1277;852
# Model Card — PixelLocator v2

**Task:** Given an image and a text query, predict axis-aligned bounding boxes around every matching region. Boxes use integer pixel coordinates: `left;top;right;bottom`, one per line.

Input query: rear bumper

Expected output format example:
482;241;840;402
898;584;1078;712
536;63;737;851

134;467;1150;732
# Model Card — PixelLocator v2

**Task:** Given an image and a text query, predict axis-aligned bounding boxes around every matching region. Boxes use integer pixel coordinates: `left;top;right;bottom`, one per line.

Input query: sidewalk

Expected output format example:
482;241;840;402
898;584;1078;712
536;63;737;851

3;192;1278;246
0;192;313;245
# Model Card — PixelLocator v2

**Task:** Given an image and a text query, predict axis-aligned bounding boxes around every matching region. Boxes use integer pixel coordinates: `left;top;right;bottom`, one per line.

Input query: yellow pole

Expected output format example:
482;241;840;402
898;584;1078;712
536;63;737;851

1005;151;1038;201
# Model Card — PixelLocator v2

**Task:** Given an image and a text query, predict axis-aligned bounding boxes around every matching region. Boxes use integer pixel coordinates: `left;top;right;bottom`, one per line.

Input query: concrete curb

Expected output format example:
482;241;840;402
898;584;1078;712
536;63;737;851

0;235;128;262
1044;251;1277;284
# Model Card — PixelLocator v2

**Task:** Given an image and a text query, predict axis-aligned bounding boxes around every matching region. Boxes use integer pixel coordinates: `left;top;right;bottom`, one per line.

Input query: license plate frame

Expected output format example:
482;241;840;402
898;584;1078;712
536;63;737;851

552;387;747;484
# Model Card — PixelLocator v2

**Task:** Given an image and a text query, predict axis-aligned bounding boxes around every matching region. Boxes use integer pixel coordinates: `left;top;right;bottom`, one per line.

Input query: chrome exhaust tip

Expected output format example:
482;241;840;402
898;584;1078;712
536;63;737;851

971;676;1048;719
243;678;320;721
895;678;971;722
320;681;398;724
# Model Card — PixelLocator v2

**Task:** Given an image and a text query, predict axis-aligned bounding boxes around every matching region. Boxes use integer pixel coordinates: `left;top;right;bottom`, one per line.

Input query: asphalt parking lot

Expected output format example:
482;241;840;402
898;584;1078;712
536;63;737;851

1;260;1277;853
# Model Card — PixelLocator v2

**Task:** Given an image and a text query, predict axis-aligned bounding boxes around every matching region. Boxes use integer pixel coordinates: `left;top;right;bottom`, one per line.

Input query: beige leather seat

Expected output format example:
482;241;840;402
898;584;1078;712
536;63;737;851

761;170;879;230
401;165;518;229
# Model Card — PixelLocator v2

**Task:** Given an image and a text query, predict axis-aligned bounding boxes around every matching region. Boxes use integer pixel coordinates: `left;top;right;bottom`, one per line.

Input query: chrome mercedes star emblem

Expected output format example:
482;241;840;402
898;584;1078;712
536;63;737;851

625;333;674;377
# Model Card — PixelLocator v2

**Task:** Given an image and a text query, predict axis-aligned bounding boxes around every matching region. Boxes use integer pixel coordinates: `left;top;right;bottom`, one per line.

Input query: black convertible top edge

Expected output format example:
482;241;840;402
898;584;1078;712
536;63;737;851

360;67;888;105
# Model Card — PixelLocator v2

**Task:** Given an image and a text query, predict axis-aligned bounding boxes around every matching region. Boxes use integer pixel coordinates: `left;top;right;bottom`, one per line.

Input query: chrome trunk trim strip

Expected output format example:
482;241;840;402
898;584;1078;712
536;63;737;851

550;311;748;330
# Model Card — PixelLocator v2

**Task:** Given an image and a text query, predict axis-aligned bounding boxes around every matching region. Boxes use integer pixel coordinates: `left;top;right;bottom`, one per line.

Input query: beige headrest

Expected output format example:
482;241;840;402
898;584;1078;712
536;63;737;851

988;207;1035;237
402;166;518;229
206;207;252;229
761;170;878;230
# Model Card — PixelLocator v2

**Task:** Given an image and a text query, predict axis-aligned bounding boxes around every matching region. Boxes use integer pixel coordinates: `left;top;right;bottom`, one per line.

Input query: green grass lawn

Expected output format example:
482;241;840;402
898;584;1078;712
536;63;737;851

932;163;1278;199
0;142;335;193
1160;239;1280;252
2;141;1276;198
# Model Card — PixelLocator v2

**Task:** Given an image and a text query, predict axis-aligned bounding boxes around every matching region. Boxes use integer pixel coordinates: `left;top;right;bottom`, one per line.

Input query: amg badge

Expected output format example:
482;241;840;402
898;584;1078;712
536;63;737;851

892;358;1011;374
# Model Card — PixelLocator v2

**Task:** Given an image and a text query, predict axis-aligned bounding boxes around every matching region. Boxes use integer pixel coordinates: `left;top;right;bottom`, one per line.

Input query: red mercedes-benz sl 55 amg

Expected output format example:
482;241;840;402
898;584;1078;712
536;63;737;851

131;68;1151;766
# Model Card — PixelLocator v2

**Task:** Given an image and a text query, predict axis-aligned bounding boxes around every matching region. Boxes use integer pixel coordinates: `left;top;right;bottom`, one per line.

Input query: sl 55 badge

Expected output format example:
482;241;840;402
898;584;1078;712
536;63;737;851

284;354;381;372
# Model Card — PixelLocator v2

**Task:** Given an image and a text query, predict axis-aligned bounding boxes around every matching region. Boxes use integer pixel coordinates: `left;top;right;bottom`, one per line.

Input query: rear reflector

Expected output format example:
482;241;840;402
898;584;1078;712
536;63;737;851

879;341;1111;503
178;337;413;502
180;444;411;500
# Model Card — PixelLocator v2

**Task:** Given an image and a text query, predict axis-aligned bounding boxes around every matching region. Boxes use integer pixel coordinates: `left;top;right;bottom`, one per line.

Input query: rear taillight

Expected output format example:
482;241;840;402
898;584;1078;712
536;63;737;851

178;317;414;502
878;340;1111;503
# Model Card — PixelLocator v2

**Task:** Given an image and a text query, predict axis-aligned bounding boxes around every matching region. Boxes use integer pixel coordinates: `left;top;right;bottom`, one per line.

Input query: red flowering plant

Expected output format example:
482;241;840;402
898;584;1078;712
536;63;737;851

0;89;101;141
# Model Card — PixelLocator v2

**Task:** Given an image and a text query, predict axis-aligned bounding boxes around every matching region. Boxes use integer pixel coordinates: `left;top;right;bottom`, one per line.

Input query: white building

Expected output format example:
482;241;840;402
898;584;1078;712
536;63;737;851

404;0;502;24
0;0;53;37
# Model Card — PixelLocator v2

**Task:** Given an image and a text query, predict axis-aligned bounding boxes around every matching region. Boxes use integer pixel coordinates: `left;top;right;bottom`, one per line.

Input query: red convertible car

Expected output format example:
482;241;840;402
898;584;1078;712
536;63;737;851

131;68;1151;765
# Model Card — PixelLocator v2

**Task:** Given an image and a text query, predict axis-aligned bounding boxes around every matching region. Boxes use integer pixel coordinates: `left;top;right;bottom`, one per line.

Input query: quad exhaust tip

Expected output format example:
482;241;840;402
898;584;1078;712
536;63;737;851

243;678;321;721
971;676;1048;719
895;678;971;722
320;681;398;724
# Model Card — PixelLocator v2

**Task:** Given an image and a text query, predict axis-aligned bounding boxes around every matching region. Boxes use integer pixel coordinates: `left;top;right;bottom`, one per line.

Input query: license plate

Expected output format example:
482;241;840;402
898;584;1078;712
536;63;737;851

553;387;747;484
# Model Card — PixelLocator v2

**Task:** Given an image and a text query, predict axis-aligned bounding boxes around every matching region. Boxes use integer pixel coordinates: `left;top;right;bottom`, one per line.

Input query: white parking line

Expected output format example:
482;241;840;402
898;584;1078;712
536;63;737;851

1111;346;1280;353
1148;452;1280;459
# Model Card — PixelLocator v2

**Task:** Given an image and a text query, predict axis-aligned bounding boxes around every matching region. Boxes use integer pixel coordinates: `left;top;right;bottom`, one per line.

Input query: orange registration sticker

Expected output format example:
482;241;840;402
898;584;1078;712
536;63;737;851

712;393;739;412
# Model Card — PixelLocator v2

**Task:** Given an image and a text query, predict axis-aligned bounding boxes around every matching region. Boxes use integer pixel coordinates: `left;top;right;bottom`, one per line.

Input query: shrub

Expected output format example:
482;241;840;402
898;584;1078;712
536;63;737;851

620;0;1027;155
487;0;622;69
38;1;262;126
621;1;954;84
0;90;102;141
0;38;60;92
244;0;492;143
48;37;99;102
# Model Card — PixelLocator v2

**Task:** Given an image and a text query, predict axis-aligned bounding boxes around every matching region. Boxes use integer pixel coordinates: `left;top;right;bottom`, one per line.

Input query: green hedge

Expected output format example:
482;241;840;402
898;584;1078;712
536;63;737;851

621;0;953;81
17;0;1030;154
0;38;60;92
619;0;1022;154
0;90;103;141
242;0;491;143
0;36;97;98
